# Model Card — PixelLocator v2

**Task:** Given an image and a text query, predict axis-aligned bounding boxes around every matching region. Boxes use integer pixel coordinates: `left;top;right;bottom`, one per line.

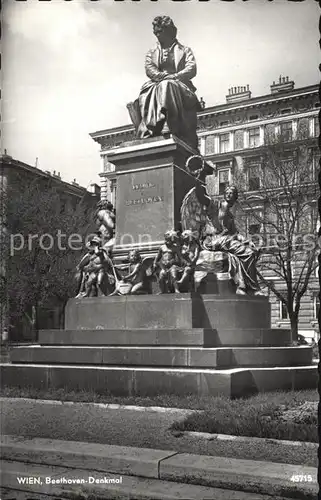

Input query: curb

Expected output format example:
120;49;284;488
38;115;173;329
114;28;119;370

0;461;287;500
0;397;199;414
173;430;318;449
1;435;318;500
1;435;177;479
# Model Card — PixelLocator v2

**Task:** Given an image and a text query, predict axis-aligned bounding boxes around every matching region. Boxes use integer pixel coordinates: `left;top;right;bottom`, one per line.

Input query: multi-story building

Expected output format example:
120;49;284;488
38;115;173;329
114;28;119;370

0;152;100;340
90;76;320;339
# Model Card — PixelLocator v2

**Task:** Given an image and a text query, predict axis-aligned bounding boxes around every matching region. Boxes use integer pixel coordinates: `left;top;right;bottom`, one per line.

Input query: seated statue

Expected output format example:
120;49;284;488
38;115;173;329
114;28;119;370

153;230;183;294
181;157;262;296
109;249;153;296
75;236;115;298
177;229;200;290
127;16;200;150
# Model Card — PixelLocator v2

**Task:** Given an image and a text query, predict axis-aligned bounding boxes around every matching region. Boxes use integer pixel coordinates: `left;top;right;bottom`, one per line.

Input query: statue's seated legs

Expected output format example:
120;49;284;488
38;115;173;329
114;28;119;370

158;266;181;294
130;282;145;295
128;78;199;150
85;272;98;297
194;250;233;294
194;249;264;296
177;265;195;290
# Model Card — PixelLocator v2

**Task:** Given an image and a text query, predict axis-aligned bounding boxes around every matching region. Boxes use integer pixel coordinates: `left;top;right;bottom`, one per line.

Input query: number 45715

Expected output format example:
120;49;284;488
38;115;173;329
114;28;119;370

290;475;313;482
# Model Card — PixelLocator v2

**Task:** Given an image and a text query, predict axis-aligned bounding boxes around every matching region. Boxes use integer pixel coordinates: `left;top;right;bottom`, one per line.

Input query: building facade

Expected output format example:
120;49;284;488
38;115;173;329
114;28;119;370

0;153;100;340
90;76;320;339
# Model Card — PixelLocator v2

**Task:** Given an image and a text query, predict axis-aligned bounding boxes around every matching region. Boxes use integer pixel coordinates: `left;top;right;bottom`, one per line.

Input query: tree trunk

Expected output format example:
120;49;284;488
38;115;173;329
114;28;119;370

31;305;38;342
58;302;66;329
289;311;298;344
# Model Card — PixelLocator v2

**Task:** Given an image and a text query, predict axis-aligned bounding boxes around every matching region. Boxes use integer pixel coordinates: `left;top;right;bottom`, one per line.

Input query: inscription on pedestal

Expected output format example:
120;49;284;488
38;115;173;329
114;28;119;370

116;167;173;247
125;196;164;207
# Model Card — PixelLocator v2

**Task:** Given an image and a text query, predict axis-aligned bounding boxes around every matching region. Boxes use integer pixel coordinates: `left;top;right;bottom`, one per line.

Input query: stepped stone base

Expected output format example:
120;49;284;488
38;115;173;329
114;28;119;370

38;327;292;347
9;345;312;368
65;294;271;330
0;364;317;398
1;293;317;397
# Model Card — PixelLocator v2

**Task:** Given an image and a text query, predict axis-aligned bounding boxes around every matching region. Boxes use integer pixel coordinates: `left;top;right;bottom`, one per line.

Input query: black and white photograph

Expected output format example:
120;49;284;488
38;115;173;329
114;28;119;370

0;0;319;498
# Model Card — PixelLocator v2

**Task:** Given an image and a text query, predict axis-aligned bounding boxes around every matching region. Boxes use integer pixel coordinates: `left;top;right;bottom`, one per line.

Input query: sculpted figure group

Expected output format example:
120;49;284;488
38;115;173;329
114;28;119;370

152;229;200;293
75;161;263;298
75;199;154;297
75;225;200;298
181;155;263;296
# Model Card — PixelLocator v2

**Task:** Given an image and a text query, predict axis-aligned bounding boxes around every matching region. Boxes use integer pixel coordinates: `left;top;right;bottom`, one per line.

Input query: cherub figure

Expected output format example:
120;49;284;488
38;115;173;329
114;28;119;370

120;249;148;295
177;229;200;290
94;200;116;248
108;250;153;296
75;236;114;298
153;230;182;293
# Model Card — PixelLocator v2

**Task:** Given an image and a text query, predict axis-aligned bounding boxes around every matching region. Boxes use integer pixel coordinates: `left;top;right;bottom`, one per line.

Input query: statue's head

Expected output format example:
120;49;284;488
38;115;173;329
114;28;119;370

97;199;114;212
181;229;197;244
164;229;179;245
224;185;238;204
88;235;101;253
128;249;142;264
152;16;177;45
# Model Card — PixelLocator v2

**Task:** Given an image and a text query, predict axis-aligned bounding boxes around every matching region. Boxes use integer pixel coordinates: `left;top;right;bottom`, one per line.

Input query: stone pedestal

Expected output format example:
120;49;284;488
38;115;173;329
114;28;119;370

64;294;271;331
3;294;317;398
105;136;199;256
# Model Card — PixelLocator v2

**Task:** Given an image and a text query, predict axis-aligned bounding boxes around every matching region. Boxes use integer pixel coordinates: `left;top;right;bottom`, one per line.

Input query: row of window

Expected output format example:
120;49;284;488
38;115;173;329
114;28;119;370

203;117;319;155
218;166;263;194
241;208;316;235
279;296;319;321
217;155;318;194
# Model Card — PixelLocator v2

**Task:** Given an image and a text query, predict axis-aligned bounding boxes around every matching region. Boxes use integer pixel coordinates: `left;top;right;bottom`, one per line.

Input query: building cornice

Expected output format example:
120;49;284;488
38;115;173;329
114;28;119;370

198;109;319;137
204;136;318;162
90;83;319;143
0;156;91;198
198;84;319;119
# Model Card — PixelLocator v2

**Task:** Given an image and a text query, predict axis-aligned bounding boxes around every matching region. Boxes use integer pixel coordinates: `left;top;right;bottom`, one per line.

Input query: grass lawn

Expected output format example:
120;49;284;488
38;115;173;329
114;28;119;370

170;390;318;443
1;386;318;467
1;386;317;443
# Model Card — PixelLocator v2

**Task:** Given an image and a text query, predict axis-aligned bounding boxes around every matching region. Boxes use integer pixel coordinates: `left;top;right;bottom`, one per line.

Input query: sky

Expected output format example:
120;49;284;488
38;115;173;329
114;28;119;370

2;0;320;189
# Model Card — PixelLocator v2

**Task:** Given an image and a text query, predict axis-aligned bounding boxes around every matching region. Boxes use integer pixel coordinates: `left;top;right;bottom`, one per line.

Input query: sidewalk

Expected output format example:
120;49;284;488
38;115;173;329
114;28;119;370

1;435;318;500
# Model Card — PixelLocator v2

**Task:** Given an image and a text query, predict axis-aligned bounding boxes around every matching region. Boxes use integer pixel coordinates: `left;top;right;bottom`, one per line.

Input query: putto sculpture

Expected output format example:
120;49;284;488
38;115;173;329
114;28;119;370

178;229;200;290
94;200;116;249
181;155;262;295
153;229;183;294
75;236;115;298
127;16;200;150
109;249;153;296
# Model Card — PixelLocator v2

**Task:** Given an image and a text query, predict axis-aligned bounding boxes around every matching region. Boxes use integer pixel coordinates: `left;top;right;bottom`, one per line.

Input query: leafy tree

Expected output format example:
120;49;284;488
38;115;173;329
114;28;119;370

3;171;97;338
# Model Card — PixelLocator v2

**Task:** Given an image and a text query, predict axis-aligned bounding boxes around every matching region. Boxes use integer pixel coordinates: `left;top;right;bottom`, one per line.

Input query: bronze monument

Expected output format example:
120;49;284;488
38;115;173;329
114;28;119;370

127;16;200;150
181;156;262;295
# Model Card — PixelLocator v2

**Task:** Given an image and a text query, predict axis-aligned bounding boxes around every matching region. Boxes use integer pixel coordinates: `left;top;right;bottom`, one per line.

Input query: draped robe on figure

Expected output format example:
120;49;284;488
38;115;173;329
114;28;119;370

137;40;200;150
180;187;261;293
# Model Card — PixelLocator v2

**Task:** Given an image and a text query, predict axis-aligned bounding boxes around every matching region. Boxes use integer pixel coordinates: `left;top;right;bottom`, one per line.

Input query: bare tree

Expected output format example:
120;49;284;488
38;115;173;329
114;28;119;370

235;138;319;342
